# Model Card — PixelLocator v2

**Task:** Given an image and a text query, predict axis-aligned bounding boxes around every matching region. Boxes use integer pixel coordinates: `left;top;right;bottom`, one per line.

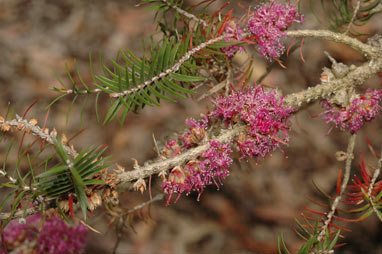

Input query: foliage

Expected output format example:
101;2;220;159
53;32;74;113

313;0;381;34
1;0;382;253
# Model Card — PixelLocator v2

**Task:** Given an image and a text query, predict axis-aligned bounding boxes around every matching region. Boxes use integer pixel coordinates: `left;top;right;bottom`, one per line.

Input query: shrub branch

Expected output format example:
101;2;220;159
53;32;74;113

286;30;380;58
317;134;356;242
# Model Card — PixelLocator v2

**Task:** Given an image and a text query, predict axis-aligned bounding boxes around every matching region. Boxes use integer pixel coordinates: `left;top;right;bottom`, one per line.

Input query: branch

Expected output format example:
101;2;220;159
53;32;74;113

118;55;382;185
0;114;78;158
317;134;357;242
344;1;361;35
117;125;245;183
286;30;380;58
0;207;39;221
283;57;382;107
160;0;208;28
109;35;225;99
367;152;382;222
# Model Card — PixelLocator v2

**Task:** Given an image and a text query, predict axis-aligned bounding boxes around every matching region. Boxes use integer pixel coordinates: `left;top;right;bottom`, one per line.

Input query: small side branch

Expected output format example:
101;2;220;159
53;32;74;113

117;125;245;183
118;53;382;185
125;193;164;214
0;115;78;158
286;30;380;58
368;153;382;222
283;57;382;107
110;35;225;99
0;207;39;221
161;0;208;28
317;134;357;242
344;1;361;35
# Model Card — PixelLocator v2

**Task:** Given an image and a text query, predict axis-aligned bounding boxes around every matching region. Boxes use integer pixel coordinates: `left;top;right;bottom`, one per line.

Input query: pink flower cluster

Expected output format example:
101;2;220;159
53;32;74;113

1;214;88;254
248;1;303;60
161;86;293;203
221;22;246;57
321;89;382;133
161;140;232;204
180;114;209;148
210;87;293;158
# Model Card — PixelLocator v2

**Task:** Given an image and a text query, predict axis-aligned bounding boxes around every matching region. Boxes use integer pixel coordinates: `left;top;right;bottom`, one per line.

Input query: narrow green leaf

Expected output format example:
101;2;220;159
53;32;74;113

103;100;122;124
66;94;78;125
84;179;106;185
148;49;160;78
54;70;68;89
135;91;153;106
1;183;18;188
0;189;17;213
163;77;195;94
169;42;181;66
358;207;374;221
163;38;173;69
209;40;244;49
156;81;186;99
95;92;101;124
46;94;68;110
328;230;341;250
149;85;176;103
170;72;205;82
142;88;160;106
75;60;89;90
36;165;68;178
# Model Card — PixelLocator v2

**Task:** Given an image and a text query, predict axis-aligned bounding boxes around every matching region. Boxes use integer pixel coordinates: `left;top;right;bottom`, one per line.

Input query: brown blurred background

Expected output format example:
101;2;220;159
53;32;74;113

0;0;382;253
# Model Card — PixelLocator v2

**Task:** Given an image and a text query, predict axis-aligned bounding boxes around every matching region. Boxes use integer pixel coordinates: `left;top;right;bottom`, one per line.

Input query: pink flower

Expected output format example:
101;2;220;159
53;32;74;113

162;87;292;203
210;86;292;159
248;1;303;60
162;141;232;204
1;214;88;254
321;89;382;133
221;22;246;57
179;114;209;148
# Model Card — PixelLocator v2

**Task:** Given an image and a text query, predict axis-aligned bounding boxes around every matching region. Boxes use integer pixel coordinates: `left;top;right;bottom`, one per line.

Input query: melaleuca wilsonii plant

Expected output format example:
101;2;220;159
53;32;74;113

1;0;382;253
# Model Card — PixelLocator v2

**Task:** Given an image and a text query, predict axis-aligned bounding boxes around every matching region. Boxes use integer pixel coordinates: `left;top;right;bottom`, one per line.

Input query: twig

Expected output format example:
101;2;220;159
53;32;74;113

286;30;380;58
125;193;164;214
0;114;78;158
111;194;164;254
117;125;245;183
367;152;382;222
317;134;357;242
283;57;382;107
109;35;225;98
118;54;382;185
344;1;361;35
0;207;39;221
160;0;208;28
111;217;123;254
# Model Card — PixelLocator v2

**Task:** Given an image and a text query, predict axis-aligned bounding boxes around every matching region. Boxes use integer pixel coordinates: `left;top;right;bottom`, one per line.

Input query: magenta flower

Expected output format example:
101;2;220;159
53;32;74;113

162;86;292;203
162;140;232;204
210;86;293;159
1;214;88;254
179;114;209;148
221;22;246;57
321;89;382;133
248;0;303;60
37;216;88;254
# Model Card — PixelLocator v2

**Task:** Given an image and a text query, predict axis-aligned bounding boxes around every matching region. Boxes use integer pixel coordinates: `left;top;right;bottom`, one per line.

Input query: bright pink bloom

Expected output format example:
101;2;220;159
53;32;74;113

221;22;245;57
162;140;232;204
248;1;303;60
321;89;382;133
1;214;88;254
210;86;293;159
162;87;292;203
